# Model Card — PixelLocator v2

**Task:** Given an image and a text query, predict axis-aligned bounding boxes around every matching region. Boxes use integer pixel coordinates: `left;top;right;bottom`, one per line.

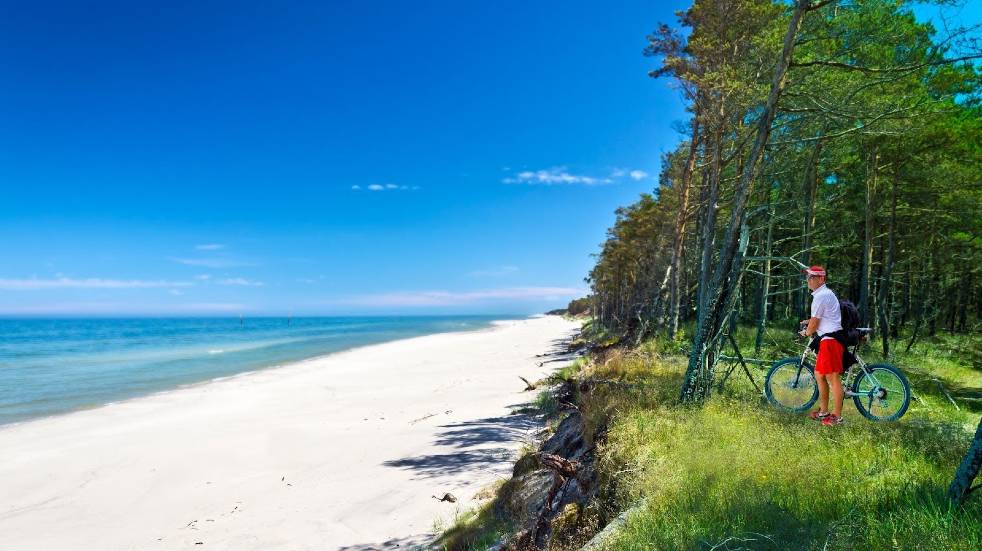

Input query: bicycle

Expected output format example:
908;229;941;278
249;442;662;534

763;328;911;421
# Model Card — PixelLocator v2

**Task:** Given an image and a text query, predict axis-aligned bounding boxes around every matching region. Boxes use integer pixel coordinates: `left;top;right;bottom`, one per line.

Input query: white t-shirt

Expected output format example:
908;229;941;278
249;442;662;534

811;284;843;337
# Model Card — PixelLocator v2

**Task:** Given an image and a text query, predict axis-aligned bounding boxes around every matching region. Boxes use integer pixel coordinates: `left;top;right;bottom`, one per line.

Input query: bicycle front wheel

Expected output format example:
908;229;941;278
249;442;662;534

852;363;911;421
765;358;818;412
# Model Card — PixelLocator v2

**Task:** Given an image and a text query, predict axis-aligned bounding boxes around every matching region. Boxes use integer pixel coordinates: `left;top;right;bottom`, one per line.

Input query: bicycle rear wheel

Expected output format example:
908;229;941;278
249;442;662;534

852;364;910;421
764;358;818;412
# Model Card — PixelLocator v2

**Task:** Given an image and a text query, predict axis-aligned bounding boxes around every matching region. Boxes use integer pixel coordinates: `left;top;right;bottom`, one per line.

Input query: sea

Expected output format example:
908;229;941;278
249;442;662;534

0;316;514;426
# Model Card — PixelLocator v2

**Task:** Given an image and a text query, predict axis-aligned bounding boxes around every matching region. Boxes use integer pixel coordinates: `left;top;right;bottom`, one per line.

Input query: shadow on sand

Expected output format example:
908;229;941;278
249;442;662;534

382;411;540;479
337;533;433;551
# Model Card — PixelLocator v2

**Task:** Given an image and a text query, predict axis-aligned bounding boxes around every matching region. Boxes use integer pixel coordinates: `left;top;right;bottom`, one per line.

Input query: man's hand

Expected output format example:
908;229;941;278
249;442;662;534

800;317;819;338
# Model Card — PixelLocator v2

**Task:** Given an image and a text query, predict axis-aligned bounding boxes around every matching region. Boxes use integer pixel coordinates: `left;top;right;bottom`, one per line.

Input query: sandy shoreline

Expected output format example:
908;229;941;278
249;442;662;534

0;315;579;550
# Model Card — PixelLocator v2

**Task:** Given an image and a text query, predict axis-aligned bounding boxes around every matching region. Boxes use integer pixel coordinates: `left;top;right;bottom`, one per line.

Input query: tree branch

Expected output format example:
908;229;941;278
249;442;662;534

790;54;982;73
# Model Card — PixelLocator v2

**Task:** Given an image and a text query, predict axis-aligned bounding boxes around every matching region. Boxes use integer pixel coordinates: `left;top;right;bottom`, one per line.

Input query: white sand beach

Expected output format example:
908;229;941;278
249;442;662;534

0;315;580;551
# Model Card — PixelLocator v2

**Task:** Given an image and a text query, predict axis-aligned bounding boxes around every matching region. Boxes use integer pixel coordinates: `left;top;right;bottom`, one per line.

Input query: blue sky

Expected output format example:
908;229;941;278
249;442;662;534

1;1;977;316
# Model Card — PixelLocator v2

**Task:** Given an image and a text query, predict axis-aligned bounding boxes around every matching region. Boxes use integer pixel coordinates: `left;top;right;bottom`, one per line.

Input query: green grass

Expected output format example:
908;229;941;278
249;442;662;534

721;322;982;428
553;357;588;382
600;397;980;549
435;497;512;551
589;328;982;550
534;389;561;418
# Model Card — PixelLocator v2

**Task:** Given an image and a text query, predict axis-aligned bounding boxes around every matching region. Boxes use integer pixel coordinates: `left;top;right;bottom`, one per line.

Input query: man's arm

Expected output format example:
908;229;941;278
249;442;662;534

799;317;820;337
799;293;829;336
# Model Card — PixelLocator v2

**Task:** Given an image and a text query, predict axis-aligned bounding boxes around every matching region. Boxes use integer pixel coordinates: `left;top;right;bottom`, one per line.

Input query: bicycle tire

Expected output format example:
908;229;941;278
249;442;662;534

851;363;911;421
764;358;818;412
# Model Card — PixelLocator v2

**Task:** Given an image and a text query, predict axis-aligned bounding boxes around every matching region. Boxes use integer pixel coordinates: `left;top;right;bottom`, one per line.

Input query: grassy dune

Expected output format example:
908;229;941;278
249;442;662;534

592;329;981;550
440;325;981;550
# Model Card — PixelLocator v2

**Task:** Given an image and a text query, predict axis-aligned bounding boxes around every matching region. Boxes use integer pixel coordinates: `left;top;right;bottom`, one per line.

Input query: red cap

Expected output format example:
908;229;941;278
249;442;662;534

803;265;826;276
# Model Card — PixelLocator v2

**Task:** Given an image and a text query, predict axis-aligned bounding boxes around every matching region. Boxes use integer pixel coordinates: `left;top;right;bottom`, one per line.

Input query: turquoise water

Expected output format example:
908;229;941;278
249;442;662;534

0;316;511;426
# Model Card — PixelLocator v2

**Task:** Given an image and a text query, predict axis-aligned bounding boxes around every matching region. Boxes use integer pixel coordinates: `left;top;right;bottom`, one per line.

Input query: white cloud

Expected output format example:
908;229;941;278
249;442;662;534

502;166;651;185
0;277;193;290
360;183;418;192
170;257;255;268
195;243;224;251
218;278;264;287
336;286;584;307
469;265;520;277
351;185;361;190
503;167;613;186
169;289;185;296
194;274;212;280
0;302;248;315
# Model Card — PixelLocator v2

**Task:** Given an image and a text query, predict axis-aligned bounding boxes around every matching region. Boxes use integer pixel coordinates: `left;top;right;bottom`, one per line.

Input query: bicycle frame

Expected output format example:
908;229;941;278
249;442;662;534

793;332;885;400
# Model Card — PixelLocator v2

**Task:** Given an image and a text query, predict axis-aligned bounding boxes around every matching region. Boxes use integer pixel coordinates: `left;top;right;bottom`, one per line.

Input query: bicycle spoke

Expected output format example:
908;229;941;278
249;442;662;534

766;360;817;412
854;366;910;421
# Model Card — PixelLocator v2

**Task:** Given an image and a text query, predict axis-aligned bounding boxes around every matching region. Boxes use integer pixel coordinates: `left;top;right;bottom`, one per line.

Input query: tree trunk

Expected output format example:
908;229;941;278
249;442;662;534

898;268;910;337
697;120;725;319
957;271;970;333
858;146;878;324
668;113;703;338
948;416;982;505
906;246;927;352
798;135;824;318
681;0;812;402
878;171;897;357
693;163;712;310
948;293;957;333
755;194;775;354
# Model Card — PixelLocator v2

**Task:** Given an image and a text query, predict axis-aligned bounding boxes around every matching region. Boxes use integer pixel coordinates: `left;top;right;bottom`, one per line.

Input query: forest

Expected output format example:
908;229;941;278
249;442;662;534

586;0;980;400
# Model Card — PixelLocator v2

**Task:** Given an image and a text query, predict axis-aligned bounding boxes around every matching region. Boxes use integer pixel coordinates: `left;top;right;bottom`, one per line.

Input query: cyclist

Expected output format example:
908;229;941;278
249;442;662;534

799;265;845;426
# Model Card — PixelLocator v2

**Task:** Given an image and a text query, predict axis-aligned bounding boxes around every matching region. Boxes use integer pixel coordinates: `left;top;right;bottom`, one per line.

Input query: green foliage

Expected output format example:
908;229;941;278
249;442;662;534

593;0;982;352
567;296;592;316
534;386;561;418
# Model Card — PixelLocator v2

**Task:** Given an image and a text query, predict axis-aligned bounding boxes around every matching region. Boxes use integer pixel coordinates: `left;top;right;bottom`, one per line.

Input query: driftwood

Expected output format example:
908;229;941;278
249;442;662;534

519;376;537;392
432;493;457;503
931;378;960;411
512;473;570;550
511;453;587;549
538;453;580;478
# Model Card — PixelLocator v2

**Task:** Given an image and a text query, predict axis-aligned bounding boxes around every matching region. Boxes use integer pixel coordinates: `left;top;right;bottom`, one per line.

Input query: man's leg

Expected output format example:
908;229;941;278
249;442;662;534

828;372;844;417
816;372;829;413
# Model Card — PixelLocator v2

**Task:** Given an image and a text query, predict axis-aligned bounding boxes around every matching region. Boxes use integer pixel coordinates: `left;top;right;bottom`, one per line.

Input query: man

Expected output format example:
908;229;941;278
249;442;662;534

799;265;845;426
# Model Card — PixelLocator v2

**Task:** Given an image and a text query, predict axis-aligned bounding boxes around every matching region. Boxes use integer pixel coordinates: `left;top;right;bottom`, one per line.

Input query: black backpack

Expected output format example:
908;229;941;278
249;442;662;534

839;299;861;346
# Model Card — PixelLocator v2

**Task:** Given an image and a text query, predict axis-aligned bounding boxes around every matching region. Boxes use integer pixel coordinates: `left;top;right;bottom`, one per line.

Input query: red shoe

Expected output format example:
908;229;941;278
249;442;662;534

822;414;844;426
809;410;830;421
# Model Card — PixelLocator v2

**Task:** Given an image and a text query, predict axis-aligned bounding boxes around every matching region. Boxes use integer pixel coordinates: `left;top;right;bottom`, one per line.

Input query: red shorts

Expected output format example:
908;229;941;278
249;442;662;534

815;338;844;376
